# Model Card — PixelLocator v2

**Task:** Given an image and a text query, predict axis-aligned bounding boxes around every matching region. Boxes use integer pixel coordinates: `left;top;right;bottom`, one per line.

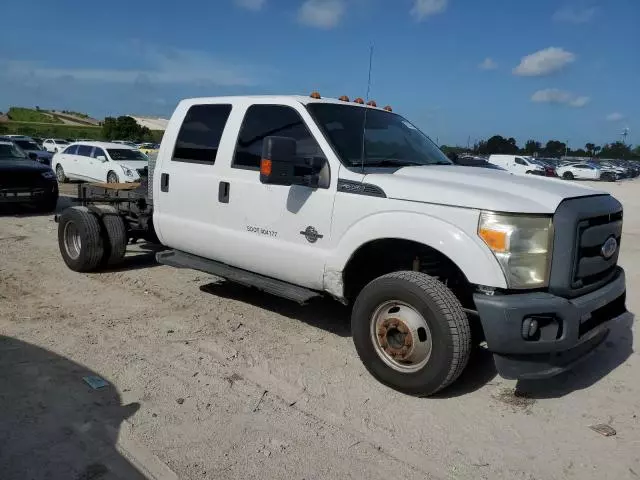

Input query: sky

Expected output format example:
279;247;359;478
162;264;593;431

1;0;638;148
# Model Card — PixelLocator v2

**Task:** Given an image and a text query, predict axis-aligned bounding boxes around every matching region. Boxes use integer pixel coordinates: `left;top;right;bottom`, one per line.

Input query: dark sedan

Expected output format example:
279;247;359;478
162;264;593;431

0;141;59;212
10;137;54;166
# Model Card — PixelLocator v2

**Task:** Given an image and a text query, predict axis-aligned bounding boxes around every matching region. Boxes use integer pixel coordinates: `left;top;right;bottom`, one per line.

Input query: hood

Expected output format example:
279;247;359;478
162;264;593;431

0;158;53;172
23;149;52;158
117;160;148;170
365;165;605;214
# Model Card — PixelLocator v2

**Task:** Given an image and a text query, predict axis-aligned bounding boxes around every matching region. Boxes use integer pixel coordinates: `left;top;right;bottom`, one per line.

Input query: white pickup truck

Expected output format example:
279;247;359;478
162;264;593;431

55;94;627;396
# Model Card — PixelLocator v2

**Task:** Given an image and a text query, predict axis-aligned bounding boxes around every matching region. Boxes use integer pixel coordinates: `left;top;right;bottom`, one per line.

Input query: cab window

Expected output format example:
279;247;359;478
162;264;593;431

233;105;323;170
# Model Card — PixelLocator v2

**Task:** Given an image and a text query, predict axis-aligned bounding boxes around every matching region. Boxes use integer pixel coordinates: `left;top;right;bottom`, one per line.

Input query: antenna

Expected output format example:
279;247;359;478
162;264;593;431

360;44;374;174
621;126;630;145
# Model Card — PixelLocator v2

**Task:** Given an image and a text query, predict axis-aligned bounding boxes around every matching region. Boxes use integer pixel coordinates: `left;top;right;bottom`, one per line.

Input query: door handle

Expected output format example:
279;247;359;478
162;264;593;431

218;181;230;203
161;173;169;192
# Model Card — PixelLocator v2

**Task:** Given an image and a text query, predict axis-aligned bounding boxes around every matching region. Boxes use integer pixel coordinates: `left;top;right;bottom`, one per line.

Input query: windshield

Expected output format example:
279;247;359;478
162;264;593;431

14;140;41;150
307;104;451;168
0;143;28;160
107;149;147;161
55;139;69;145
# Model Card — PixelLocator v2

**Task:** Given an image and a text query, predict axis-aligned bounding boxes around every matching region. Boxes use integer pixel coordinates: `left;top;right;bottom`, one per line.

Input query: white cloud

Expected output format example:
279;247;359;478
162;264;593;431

297;0;344;29
234;0;266;11
411;0;448;21
606;112;625;122
479;57;497;70
552;6;597;23
513;47;576;76
2;46;258;87
531;88;590;108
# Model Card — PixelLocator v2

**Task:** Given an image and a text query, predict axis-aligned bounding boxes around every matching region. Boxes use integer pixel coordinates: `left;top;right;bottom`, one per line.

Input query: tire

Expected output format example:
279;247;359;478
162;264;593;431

525;170;532;174
107;171;119;183
351;271;471;396
56;164;68;183
92;205;127;266
562;171;574;180
58;206;104;272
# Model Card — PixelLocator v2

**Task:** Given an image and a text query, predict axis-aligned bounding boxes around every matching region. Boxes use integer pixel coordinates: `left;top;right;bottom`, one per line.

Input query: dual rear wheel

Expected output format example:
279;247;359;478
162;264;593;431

58;206;127;272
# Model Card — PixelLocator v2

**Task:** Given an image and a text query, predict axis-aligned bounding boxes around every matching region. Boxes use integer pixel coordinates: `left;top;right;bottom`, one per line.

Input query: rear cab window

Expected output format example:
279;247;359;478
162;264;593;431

173;104;232;165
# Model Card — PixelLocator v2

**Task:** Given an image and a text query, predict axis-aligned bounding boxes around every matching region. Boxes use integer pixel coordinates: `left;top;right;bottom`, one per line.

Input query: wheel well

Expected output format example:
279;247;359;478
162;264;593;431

342;239;474;309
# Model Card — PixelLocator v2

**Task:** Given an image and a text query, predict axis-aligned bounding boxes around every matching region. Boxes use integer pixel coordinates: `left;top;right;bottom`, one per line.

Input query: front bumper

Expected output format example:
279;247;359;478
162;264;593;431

473;267;627;380
0;184;58;204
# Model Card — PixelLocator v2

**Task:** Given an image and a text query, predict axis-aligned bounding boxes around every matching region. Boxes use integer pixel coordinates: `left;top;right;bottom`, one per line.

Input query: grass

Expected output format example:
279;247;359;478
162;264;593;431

0;121;164;143
7;107;63;124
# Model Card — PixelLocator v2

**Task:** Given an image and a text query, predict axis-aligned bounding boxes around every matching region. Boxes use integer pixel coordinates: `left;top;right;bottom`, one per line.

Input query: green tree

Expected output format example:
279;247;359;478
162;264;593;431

101;115;152;141
483;135;519;154
585;143;596;156
600;141;632;159
544;140;567;158
524;139;541;155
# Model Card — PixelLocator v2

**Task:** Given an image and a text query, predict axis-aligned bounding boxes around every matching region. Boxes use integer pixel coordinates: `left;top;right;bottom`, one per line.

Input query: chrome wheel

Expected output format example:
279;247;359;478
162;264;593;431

56;165;65;182
63;221;81;260
107;172;118;183
370;300;433;373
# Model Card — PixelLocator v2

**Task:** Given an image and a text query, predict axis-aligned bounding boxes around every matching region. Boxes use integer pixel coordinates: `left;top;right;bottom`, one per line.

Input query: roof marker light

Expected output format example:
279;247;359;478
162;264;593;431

339;95;350;102
383;105;393;112
366;100;377;107
354;97;365;104
310;91;321;99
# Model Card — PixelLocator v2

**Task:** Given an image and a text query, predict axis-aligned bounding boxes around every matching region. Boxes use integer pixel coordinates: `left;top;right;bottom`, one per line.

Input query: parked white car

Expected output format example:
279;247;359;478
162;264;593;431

556;163;601;180
53;141;148;184
487;154;545;175
42;138;71;153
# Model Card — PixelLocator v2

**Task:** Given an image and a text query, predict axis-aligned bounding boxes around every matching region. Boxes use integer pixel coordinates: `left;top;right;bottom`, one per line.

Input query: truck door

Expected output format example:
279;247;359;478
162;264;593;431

152;103;234;256
214;103;335;290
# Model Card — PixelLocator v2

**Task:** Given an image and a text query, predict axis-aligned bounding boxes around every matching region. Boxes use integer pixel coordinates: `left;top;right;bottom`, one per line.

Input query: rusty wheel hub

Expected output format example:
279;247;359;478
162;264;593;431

370;301;432;373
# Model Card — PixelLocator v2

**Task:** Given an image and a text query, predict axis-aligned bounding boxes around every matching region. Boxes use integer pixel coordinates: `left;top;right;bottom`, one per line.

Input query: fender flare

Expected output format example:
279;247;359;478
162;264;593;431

323;211;506;298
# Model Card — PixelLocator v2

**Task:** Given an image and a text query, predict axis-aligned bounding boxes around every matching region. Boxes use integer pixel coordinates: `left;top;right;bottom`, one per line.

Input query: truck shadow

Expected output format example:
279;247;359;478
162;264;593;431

514;312;634;399
0;335;145;480
99;244;166;273
200;281;352;337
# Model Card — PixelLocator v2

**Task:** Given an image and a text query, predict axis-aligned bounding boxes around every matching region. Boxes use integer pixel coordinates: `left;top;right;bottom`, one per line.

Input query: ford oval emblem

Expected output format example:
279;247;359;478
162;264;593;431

601;237;618;259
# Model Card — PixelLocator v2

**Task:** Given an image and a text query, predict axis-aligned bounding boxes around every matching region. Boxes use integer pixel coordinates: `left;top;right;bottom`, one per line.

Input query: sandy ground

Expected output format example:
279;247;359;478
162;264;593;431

1;180;639;480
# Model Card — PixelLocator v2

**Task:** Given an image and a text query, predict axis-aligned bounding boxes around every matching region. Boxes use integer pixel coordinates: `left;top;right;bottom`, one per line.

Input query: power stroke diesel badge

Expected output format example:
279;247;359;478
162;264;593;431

300;226;323;243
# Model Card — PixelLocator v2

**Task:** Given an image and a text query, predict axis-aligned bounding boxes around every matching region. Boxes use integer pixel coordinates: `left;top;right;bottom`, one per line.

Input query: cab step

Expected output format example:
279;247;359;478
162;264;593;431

156;249;321;305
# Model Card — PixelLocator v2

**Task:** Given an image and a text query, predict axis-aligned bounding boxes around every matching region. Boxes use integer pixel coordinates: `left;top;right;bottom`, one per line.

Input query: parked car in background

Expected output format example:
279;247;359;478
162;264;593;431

42;138;71;153
111;140;139;148
0;140;58;212
454;155;507;170
2;136;53;165
488;154;545;175
530;159;557;177
556;162;601;180
138;142;160;156
599;162;628;179
53;141;148;184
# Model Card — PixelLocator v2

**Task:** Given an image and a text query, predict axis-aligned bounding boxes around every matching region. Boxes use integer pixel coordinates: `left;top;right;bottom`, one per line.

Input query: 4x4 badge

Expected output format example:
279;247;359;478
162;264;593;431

300;226;323;243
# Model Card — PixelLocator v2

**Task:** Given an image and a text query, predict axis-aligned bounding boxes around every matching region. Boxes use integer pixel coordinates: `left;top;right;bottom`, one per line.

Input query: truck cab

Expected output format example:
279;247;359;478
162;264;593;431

57;93;627;396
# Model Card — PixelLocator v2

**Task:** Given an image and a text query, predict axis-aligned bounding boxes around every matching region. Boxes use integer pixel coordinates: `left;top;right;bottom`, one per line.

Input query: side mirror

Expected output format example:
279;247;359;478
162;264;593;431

28;152;38;161
259;136;326;188
96;155;107;162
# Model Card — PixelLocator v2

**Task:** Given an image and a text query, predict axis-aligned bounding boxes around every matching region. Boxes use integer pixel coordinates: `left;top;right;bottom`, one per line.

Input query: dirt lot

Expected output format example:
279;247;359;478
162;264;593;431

1;181;639;479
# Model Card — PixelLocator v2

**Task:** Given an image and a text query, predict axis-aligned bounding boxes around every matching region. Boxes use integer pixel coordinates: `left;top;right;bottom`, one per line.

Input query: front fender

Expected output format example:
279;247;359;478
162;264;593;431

324;211;507;298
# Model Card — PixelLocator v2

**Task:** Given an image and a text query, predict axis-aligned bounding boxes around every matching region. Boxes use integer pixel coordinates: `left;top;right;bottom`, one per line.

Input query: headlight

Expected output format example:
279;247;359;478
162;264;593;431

478;211;553;289
41;170;56;179
122;167;134;177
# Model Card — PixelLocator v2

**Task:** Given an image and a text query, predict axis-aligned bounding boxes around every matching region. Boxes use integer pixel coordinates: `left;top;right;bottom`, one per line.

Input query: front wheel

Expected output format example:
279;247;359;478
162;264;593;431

562;171;574;180
351;271;471;396
107;171;119;183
